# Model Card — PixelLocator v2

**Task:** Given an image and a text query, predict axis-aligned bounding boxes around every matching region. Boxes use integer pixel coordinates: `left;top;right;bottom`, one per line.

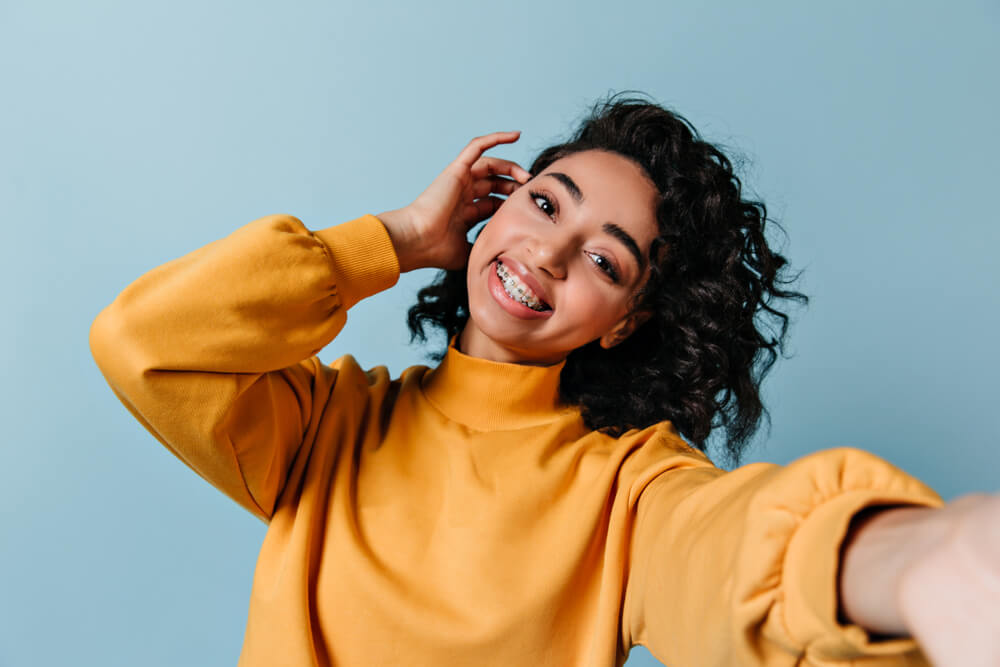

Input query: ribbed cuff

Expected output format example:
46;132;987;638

783;489;945;661
312;214;401;310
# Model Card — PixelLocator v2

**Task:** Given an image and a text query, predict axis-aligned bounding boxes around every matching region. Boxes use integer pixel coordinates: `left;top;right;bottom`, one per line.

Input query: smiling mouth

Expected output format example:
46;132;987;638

496;261;551;311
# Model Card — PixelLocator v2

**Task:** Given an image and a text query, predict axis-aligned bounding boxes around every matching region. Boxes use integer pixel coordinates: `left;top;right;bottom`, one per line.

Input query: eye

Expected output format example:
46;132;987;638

529;190;556;219
587;252;620;283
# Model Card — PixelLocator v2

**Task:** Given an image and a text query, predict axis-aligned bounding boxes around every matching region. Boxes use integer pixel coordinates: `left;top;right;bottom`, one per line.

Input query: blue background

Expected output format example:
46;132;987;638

2;1;998;665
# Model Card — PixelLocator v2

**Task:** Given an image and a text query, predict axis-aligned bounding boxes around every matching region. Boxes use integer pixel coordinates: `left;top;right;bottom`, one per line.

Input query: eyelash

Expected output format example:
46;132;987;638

528;189;620;283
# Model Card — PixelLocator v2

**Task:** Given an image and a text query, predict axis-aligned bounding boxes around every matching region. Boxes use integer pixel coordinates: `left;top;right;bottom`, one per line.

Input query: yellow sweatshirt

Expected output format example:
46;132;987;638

89;213;944;667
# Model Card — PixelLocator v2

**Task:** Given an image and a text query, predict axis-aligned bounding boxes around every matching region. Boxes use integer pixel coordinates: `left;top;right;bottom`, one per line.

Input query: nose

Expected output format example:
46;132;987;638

527;229;573;280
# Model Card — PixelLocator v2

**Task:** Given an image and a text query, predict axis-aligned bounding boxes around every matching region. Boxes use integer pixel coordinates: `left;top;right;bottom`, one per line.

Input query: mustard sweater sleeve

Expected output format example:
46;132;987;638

89;213;400;521
624;446;945;666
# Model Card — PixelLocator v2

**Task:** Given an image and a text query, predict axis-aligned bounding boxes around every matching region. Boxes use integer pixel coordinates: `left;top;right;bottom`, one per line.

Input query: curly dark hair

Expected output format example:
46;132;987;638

406;92;807;467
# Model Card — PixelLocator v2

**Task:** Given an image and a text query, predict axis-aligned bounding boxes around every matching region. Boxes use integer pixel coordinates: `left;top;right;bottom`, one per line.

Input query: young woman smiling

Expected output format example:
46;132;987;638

90;94;999;666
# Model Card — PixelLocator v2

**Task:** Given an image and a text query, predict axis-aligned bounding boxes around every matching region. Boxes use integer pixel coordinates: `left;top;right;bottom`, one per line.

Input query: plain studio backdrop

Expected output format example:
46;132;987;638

2;1;998;665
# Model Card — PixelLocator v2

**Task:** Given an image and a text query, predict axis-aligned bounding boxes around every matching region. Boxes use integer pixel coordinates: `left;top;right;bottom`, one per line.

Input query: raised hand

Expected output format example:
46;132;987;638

377;131;532;273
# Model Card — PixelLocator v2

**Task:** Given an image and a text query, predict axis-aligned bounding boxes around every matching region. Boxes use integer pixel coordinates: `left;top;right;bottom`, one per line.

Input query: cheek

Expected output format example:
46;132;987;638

565;281;625;322
470;209;518;258
468;223;496;263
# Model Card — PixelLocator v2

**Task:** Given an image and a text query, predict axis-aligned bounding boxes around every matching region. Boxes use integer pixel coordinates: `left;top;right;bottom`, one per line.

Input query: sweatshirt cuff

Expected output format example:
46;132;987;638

311;214;401;311
783;488;945;662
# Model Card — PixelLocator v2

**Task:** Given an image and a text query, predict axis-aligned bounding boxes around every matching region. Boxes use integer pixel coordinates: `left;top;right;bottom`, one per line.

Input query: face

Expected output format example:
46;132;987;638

459;149;660;365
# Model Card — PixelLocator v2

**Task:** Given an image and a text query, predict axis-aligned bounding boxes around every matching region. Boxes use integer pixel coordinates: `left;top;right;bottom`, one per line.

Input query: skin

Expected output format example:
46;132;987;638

840;494;1000;666
378;133;659;365
459;149;659;365
377;132;1000;664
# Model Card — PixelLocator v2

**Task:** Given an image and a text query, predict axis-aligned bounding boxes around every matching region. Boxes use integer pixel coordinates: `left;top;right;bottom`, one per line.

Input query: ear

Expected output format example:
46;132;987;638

599;310;651;349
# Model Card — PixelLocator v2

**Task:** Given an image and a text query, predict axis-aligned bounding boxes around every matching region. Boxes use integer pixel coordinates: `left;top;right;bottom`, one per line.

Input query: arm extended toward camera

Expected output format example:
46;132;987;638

839;494;1000;665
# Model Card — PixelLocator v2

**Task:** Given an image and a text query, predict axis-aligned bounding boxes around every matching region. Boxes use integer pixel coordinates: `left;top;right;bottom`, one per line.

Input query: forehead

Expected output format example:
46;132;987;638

539;150;659;247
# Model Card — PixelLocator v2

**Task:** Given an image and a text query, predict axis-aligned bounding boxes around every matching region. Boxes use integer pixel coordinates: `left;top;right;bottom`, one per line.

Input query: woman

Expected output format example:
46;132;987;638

90;94;999;666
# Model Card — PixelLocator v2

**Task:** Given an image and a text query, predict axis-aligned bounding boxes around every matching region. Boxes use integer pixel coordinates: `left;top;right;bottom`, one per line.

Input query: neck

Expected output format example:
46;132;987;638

457;322;566;367
420;335;575;431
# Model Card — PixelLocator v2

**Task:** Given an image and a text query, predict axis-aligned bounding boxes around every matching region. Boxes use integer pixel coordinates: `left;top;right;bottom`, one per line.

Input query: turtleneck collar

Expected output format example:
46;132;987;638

420;337;577;431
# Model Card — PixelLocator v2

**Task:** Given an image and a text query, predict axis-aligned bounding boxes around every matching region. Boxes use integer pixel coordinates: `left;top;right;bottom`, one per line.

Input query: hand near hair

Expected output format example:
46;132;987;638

378;131;532;273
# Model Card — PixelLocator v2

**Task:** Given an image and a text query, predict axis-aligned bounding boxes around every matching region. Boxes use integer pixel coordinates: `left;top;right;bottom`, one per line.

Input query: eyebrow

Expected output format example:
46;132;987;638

543;172;646;270
548;172;583;204
602;222;645;271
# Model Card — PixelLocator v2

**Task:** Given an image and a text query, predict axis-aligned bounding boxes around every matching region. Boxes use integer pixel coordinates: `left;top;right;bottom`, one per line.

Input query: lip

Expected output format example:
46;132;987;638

488;260;554;320
496;255;552;308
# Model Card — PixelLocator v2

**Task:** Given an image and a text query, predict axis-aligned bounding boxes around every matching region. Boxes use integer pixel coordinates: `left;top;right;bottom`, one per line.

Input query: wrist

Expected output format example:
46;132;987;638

839;505;944;636
376;207;427;273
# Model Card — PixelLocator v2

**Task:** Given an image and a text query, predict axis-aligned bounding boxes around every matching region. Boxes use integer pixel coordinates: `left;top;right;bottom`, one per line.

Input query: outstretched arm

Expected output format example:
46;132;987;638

839;493;1000;666
624;446;945;666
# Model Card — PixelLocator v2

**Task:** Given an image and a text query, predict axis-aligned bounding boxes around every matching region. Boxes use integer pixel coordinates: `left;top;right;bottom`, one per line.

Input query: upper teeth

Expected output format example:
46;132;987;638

497;261;547;311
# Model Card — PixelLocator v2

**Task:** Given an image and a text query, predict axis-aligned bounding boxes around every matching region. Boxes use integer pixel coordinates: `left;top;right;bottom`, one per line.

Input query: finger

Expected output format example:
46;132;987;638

462;195;505;225
471;175;520;199
455;131;521;169
470;156;533;183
